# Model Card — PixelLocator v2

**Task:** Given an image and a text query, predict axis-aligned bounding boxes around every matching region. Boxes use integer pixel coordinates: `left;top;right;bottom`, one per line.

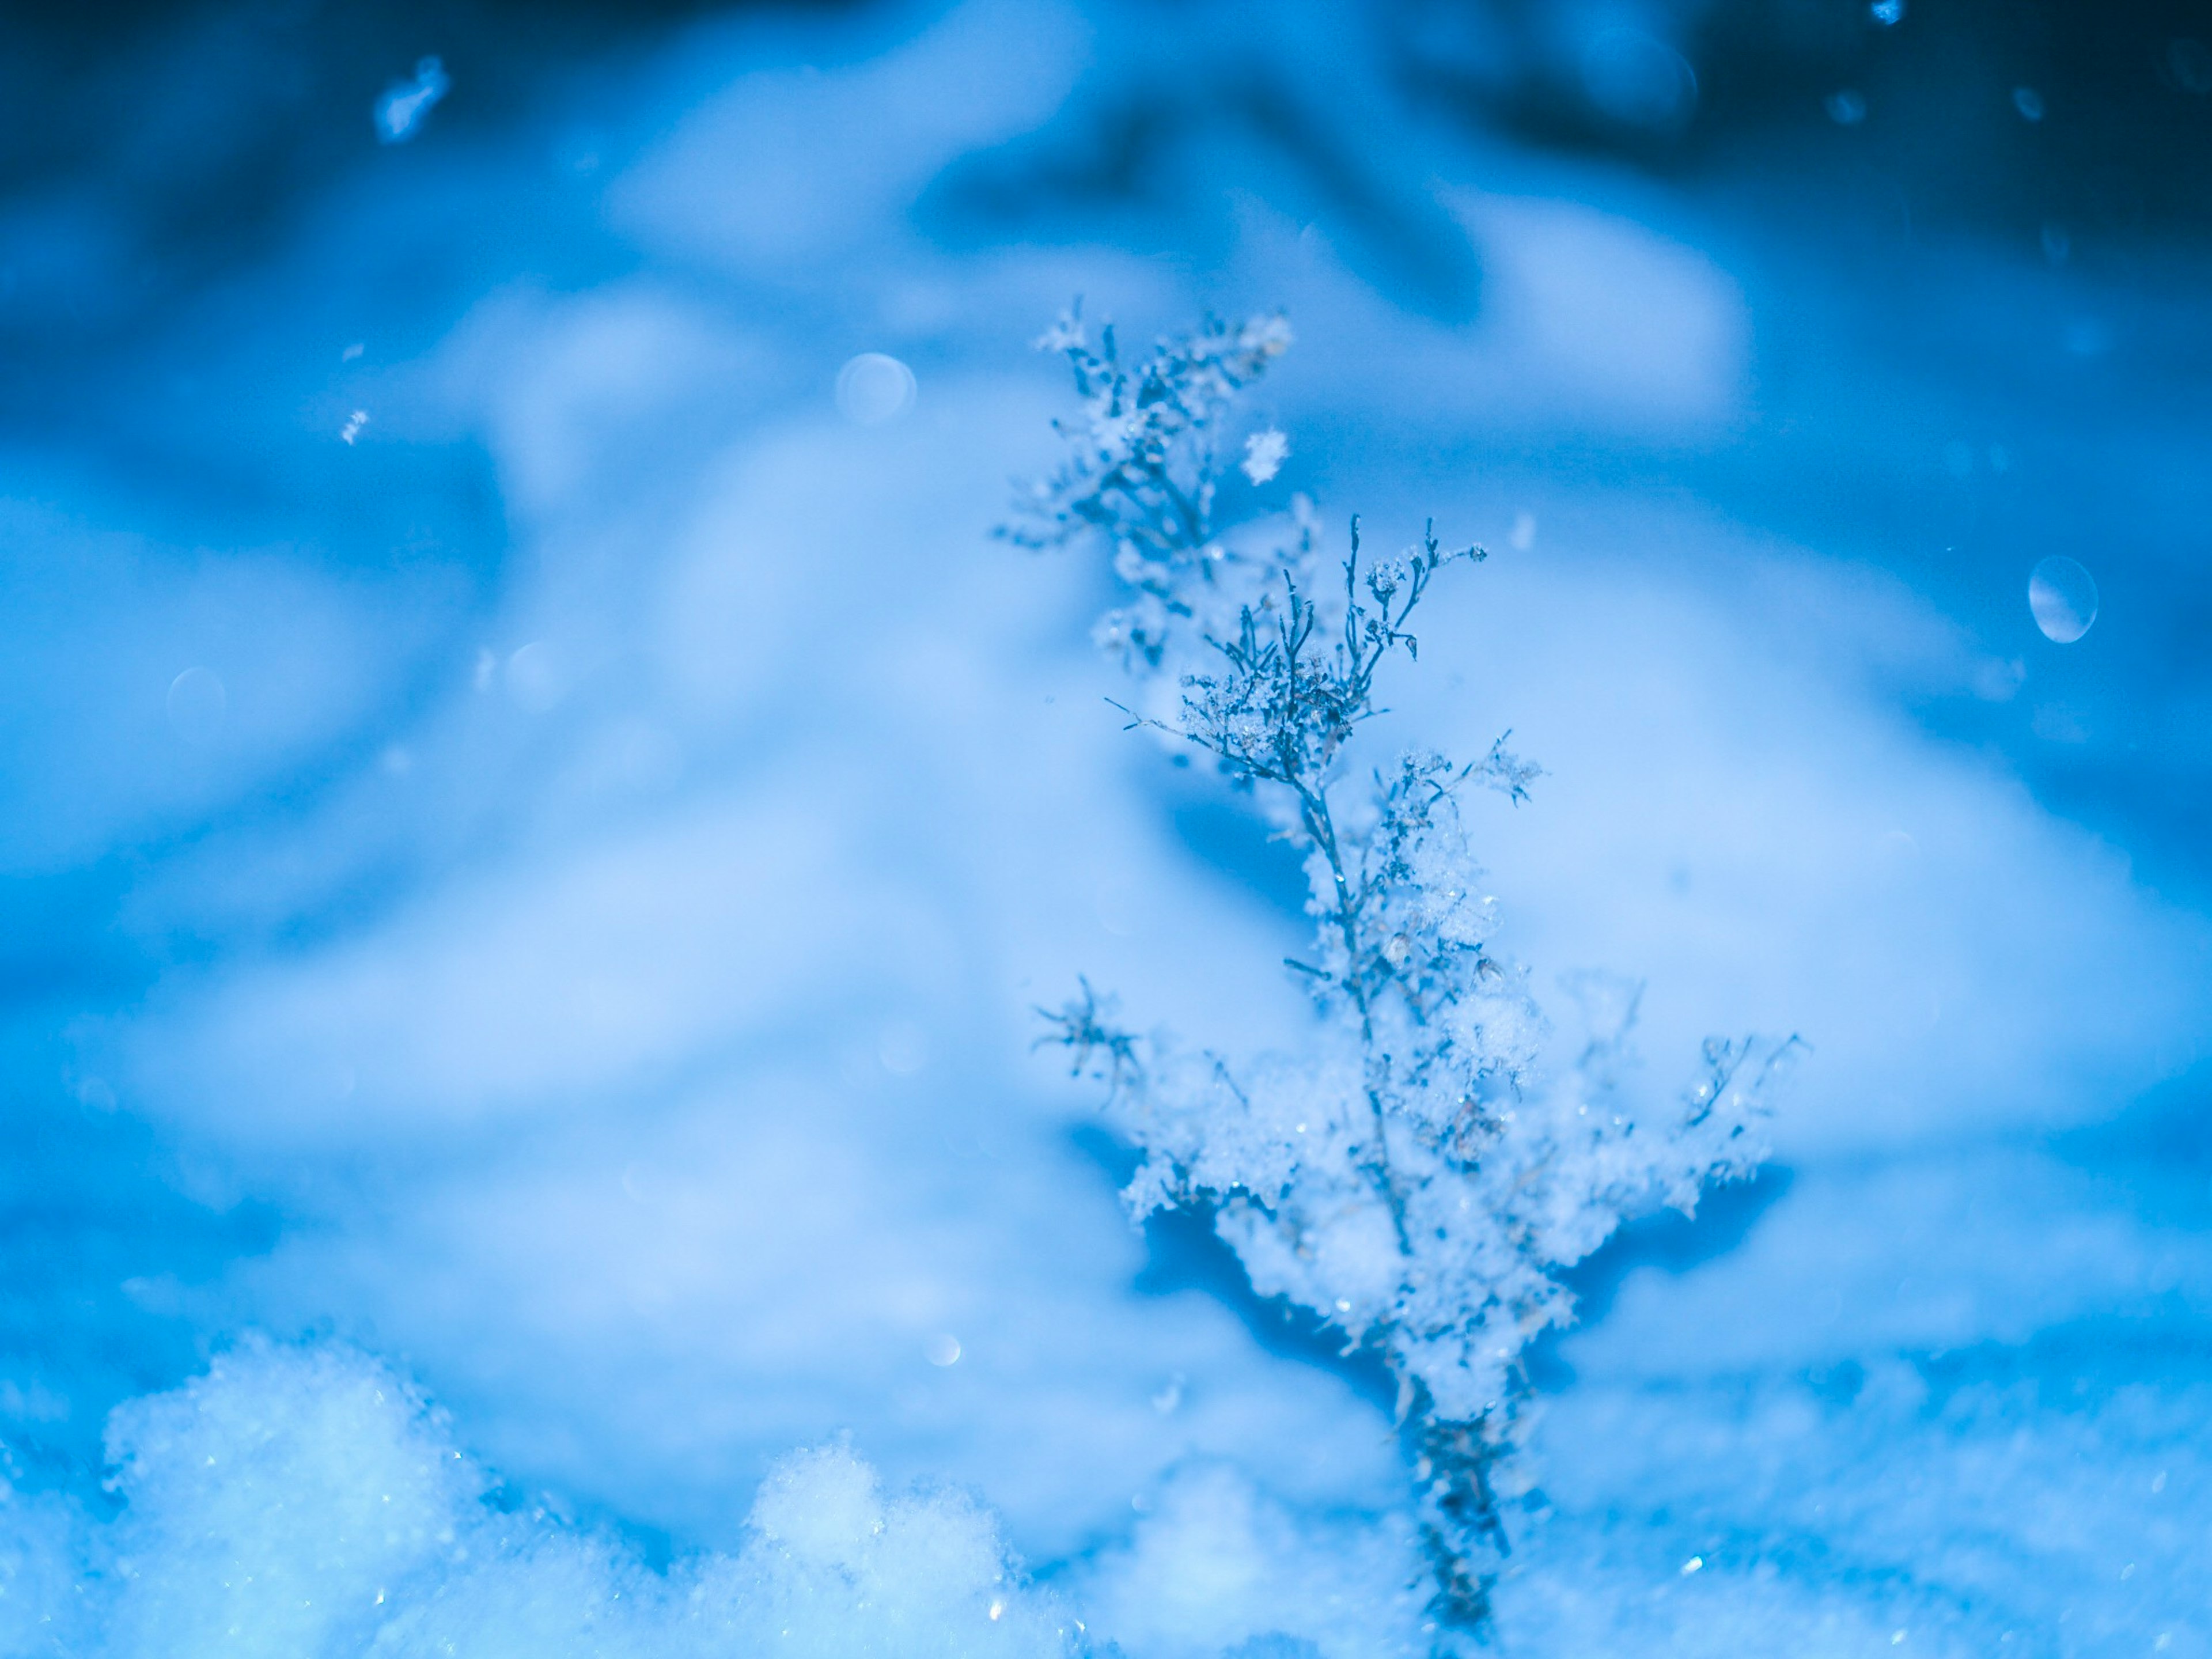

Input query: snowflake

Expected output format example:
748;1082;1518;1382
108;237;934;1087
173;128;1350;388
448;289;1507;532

1241;428;1290;485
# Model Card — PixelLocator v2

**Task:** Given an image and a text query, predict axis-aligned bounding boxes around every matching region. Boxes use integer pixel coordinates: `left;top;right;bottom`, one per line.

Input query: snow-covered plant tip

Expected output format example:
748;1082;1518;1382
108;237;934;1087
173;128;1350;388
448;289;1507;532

1007;306;1801;1637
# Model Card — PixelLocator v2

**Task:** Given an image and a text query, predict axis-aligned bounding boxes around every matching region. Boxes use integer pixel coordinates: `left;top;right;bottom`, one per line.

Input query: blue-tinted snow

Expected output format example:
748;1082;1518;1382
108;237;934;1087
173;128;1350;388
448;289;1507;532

0;0;2207;1652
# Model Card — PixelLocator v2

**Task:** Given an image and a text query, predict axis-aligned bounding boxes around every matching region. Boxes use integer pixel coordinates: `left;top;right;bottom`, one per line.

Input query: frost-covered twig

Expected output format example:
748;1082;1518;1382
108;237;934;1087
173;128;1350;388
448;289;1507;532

1009;306;1800;1642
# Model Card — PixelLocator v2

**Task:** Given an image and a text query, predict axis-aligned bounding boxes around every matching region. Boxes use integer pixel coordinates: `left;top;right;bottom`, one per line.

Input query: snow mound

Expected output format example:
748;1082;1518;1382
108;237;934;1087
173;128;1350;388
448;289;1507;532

14;1340;1074;1659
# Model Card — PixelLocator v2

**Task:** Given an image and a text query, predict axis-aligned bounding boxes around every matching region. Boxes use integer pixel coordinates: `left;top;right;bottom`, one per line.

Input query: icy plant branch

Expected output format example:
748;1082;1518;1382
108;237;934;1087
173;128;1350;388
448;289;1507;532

1011;306;1799;1641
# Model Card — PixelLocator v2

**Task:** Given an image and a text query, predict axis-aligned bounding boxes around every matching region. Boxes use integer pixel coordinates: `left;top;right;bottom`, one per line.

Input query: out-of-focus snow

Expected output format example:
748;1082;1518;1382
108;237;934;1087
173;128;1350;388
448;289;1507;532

375;58;450;146
0;0;2206;1652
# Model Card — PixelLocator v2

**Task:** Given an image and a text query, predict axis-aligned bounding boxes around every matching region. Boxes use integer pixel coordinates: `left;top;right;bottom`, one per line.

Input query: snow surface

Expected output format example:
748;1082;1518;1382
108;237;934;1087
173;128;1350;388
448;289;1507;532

1;0;2208;1653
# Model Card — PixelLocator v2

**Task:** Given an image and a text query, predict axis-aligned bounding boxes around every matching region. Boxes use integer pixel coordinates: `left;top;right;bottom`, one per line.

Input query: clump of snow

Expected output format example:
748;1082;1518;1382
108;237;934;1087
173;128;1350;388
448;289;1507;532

22;1342;1075;1659
1241;430;1289;486
101;1342;475;1657
1068;1461;1429;1659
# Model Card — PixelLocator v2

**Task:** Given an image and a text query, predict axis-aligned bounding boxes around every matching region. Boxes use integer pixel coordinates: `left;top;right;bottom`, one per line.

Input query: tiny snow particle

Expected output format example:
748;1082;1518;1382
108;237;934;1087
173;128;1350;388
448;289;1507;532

340;410;369;445
506;641;565;713
1870;0;1904;22
1241;428;1289;485
167;668;227;744
376;57;449;143
1680;1556;1703;1575
341;342;365;362
836;353;916;425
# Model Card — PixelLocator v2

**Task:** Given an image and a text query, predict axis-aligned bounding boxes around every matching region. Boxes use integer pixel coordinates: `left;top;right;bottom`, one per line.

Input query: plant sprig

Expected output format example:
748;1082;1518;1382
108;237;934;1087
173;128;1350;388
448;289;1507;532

1009;306;1798;1645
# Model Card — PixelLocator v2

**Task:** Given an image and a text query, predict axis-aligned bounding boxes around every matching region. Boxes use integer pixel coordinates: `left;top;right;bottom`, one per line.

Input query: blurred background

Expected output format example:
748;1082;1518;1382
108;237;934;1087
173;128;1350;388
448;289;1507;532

1;0;2209;1651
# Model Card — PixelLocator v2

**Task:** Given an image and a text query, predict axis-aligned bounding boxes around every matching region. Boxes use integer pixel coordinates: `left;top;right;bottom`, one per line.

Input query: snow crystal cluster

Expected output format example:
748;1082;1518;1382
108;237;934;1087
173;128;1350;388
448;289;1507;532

1016;309;1798;1627
0;1342;1071;1659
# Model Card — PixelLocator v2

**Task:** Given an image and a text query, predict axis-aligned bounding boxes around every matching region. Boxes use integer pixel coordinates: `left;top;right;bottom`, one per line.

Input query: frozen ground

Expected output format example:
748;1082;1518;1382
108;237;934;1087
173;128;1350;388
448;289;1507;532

0;1;2207;1652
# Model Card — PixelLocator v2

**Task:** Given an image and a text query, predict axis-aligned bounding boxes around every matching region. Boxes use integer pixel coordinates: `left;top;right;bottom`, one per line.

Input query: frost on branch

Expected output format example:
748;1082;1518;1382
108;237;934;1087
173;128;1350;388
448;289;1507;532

1001;303;1294;669
1015;308;1800;1639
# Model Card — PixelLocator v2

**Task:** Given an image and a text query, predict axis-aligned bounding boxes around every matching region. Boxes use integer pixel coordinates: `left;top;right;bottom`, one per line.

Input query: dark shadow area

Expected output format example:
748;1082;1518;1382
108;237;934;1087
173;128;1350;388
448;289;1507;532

0;0;838;289
2048;1055;2212;1227
10;0;2212;380
1913;1313;2212;1405
0;1085;281;1499
1527;1164;1796;1389
2051;1051;2212;1166
0;866;144;1008
1071;1123;1400;1414
1162;789;1312;922
483;1475;683;1573
1075;1138;1797;1415
1399;0;2212;252
923;63;1486;322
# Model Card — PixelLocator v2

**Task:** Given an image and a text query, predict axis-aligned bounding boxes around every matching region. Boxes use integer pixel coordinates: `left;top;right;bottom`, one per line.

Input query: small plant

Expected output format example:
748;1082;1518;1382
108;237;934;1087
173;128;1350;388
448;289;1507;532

1007;306;1798;1640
